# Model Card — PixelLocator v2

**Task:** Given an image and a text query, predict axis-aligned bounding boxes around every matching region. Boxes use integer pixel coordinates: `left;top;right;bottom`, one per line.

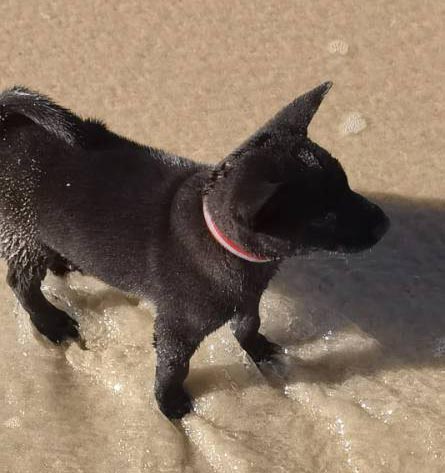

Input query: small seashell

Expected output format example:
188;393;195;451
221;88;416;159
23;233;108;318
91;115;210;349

340;112;367;135
328;39;349;56
4;416;21;428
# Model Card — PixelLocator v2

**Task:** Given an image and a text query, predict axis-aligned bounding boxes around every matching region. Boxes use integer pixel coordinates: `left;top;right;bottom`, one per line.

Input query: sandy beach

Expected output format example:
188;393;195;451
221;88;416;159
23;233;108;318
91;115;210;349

0;1;444;472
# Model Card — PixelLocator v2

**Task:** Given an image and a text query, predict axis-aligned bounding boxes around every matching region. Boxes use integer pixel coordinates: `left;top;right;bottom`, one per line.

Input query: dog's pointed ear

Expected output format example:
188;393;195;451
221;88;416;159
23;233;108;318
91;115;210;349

237;81;333;150
284;80;332;133
263;81;332;136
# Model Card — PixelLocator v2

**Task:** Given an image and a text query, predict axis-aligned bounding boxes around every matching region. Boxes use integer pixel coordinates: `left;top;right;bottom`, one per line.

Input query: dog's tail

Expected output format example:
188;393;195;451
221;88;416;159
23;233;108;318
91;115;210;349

0;86;83;146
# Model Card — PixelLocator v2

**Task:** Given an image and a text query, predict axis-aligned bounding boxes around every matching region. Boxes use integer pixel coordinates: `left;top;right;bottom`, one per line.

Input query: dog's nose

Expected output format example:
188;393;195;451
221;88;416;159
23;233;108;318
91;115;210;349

372;215;390;241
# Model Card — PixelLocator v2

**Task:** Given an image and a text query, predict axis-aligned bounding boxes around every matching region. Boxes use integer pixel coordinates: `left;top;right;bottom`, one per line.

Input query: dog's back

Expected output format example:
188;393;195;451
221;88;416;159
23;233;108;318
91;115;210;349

0;88;201;292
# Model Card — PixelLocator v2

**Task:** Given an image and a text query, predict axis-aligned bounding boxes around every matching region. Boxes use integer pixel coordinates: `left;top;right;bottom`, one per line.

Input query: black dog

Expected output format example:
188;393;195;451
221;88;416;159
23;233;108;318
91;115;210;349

0;82;389;418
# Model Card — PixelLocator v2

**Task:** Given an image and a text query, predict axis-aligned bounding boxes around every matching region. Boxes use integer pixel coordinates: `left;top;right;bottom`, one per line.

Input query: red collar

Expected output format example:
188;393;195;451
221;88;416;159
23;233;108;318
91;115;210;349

203;199;273;263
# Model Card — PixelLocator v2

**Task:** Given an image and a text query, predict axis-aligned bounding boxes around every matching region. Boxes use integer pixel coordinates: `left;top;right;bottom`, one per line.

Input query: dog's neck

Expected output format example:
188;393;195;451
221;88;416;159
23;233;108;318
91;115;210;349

202;199;273;263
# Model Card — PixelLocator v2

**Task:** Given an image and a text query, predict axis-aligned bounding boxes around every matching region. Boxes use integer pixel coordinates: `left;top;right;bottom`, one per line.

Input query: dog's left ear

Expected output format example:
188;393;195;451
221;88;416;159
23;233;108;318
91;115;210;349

237;81;333;150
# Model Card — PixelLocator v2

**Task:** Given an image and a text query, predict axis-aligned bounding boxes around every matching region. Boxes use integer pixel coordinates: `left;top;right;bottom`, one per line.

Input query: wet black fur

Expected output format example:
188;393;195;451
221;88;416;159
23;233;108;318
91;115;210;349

0;83;389;418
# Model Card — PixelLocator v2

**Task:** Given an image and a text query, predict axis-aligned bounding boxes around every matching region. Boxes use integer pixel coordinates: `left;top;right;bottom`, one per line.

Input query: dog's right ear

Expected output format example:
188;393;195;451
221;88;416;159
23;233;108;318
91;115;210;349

234;81;333;153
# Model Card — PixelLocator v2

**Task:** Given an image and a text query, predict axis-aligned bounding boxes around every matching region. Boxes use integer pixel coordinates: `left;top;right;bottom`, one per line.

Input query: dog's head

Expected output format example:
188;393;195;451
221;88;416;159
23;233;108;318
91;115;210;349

204;82;389;260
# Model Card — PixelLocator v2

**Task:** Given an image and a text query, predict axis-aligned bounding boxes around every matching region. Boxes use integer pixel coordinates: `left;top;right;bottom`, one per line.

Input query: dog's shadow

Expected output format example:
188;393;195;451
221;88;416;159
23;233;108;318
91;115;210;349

270;193;445;381
189;193;445;395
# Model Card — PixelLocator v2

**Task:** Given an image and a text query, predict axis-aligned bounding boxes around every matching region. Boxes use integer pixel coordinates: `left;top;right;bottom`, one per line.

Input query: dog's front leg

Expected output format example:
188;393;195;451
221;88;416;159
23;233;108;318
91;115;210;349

231;309;282;364
153;323;199;419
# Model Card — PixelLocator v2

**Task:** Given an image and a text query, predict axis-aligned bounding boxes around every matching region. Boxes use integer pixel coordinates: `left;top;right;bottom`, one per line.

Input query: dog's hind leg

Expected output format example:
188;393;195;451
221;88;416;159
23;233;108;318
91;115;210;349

7;255;79;343
231;308;282;364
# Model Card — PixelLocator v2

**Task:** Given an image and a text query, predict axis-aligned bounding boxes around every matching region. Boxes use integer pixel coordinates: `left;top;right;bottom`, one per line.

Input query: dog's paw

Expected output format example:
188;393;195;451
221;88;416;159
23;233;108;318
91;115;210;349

249;334;284;364
32;309;79;344
157;389;193;420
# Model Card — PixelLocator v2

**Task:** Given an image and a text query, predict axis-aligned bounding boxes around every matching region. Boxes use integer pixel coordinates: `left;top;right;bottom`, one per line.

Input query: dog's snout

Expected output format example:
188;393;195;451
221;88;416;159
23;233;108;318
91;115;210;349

372;214;390;241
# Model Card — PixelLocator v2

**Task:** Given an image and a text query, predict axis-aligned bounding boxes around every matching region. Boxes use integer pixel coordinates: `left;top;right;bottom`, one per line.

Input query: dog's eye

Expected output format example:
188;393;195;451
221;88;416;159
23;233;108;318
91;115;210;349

324;169;349;206
324;212;337;224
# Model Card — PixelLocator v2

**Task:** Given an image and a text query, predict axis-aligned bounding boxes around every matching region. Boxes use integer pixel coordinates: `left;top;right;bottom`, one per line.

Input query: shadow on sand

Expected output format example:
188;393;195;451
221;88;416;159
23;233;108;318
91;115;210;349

189;193;445;393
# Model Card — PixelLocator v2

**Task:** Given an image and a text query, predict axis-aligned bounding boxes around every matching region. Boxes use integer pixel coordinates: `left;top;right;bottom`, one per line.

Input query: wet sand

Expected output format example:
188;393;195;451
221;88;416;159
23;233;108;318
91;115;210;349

1;1;444;472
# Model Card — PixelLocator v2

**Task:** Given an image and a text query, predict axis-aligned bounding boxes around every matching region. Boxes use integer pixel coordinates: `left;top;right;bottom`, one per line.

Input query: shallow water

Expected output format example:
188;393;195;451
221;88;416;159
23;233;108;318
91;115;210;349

0;0;444;472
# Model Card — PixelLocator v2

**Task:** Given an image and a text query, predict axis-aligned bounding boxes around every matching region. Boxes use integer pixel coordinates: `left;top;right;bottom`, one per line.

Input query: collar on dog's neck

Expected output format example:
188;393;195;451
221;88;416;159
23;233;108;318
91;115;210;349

203;198;273;263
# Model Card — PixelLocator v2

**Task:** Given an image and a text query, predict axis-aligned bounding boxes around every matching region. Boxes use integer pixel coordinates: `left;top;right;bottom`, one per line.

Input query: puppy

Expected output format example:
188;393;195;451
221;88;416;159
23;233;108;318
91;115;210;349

0;82;389;418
